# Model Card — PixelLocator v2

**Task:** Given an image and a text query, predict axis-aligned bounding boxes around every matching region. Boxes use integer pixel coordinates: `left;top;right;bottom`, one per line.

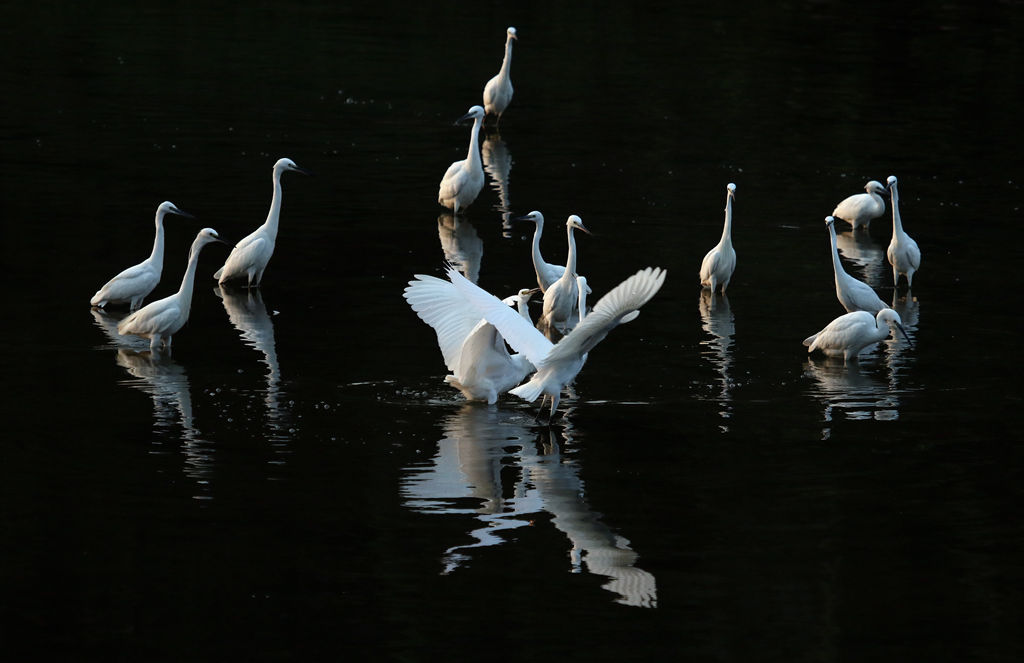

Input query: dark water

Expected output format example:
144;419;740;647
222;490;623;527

3;2;1023;660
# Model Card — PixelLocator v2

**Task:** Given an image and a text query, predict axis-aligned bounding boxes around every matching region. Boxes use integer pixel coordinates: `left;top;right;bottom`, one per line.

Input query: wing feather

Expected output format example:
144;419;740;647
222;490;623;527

403;274;490;374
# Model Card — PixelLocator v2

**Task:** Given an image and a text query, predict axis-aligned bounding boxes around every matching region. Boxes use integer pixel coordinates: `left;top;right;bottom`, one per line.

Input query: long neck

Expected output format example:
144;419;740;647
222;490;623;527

499;36;514;77
565;224;579;275
531;219;545;270
516;297;531;321
828;223;843;276
263;167;284;239
890;185;904;234
176;240;205;312
464;117;482;170
719;195;733;245
149;210;167;267
577;284;587;321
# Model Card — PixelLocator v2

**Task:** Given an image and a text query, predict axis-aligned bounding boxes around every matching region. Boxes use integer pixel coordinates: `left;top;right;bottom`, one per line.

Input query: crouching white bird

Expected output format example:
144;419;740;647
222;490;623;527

404;273;537;404
825;216;886;314
803;308;912;363
832;180;887;230
482;27;517;126
119;228;229;352
886;175;921;289
214;157;310;287
91;201;195;310
448;265;667;422
699;183;737;294
438;106;486;216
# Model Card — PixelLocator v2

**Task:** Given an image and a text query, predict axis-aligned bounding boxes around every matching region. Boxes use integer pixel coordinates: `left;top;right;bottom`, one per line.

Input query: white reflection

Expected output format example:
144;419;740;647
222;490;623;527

482;133;513;234
804;356;900;439
438;213;483;283
836;229;886;289
886;289;919;378
401;405;657;607
90;307;150;352
698;290;735;428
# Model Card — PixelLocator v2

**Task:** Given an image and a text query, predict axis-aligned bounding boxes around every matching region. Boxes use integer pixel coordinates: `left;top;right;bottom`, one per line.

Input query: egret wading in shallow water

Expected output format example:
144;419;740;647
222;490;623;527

90;201;195;310
438;106;486;216
541;215;591;331
886;175;921;289
825;216;887;314
119;228;229;352
832;180;887;230
513;210;591;294
803;308;912;363
699;183;737;294
404;274;537;403
214;157;310;287
482;27;517;127
448;265;667;423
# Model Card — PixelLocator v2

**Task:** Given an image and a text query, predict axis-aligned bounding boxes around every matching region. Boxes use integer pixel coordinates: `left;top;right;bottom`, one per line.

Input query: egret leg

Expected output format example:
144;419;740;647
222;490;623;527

534;396;548;422
892;265;900;289
906;269;914;288
547;392;561;423
150;335;162;353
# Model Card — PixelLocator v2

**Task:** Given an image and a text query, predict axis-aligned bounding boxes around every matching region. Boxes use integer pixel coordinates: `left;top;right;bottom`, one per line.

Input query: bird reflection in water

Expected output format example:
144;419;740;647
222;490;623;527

401;405;657;608
481;133;514;236
438;213;483;283
698;290;735;430
804;357;901;440
835;228;886;289
886;289;919;367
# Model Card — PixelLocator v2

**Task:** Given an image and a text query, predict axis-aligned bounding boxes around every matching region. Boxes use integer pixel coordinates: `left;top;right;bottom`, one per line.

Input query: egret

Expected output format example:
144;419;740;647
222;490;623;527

825;216;887;314
404;274;537;404
832;180;887;230
90;201;195;310
513;210;577;293
886;175;921;289
699;183;737;294
803;308;912;363
213;157;310;287
540;215;591;331
483;27;517;127
447;264;667;422
118;228;229;352
438;106;486;216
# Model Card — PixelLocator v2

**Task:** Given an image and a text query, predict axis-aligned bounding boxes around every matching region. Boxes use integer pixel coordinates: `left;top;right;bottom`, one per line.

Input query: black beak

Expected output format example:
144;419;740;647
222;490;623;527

895;322;913;347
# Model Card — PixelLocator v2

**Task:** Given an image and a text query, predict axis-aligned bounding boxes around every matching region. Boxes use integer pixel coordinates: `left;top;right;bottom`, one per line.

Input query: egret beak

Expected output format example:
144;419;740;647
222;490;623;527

173;208;196;219
293;166;313;176
895;321;914;347
511;214;534;222
216;236;233;247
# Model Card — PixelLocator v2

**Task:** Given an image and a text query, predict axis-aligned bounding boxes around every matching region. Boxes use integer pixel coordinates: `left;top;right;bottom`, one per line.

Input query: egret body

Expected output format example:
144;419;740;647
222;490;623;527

90;201;195;310
699;183;737;294
438;106;486;216
832;180;887;230
541;215;591;331
118;228;228;352
803;308;912;363
825;216;887;314
214;157;310;287
482;27;517;126
886;175;921;288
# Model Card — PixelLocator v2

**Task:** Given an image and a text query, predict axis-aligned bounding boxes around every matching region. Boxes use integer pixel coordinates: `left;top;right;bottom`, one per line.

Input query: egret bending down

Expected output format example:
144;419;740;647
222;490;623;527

91;201;195;310
438;106;486;216
214;157;310;287
540;215;591;331
803;308;912;363
825;216;886;314
448;265;667;422
119;228;229;352
832;180;887;230
886;175;921;289
482;27;517;126
699;183;737;294
404;274;536;403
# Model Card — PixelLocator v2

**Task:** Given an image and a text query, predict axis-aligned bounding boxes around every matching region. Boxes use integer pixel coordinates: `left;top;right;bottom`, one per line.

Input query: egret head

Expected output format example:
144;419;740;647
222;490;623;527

197;228;229;245
157;201;195;219
865;180;886;195
507;26;518;40
512;210;544;224
567;214;591;235
727;182;737;197
825;215;836;228
878;308;913;346
456;106;486;125
274;157;312;176
576;275;588;291
886;175;898;190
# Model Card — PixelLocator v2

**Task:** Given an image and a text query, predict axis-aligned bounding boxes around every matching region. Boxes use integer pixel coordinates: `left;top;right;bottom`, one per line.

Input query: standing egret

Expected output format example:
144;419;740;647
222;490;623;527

886;175;921;289
540;215;591;331
825;216;887;314
404;274;537;404
699;183;737;294
214;157;310;287
447;265;667;422
513;211;566;292
832;180;887;230
482;27;517;126
438;106;486;216
803;308;912;363
90;201;195;310
118;228;229;352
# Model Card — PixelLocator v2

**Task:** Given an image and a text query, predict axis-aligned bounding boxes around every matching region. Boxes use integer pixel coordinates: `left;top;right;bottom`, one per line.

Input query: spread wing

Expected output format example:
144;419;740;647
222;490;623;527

403;274;491;374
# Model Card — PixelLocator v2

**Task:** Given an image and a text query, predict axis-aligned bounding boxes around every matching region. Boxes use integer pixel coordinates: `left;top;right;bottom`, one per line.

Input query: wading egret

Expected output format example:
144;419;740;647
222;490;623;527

886;175;921;289
404;274;537;403
447;265;667;422
438;106;486;216
541;215;591;331
514;211;566;292
832;180;887;230
699;183;737;294
214;157;310;287
90;201;195;310
119;228;229;352
803;308;912;363
482;27;517;126
825;216;886;314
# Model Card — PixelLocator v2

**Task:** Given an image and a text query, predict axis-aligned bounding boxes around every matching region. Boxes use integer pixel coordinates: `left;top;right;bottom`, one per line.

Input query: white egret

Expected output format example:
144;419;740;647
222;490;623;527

404;274;537;404
119;228;229;352
447;264;667;422
886;175;921;289
90;201;195;310
699;183;737;294
214;157;310;287
825;216;887;314
438;106;486;216
540;215;591;331
482;27;517;126
832;180;887;230
803;308;912;363
513;210;565;291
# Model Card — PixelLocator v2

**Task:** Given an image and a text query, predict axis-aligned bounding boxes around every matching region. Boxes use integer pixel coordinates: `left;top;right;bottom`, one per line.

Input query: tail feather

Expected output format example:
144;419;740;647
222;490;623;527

509;377;544;403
